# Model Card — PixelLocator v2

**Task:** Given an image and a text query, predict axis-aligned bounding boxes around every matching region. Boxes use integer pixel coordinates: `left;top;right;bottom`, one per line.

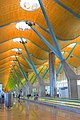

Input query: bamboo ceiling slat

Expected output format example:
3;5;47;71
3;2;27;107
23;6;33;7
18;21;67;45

59;0;80;15
0;0;80;89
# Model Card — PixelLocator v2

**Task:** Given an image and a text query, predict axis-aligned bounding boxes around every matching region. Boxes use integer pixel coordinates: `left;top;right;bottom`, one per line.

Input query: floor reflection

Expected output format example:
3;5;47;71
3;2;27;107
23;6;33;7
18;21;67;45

0;99;80;120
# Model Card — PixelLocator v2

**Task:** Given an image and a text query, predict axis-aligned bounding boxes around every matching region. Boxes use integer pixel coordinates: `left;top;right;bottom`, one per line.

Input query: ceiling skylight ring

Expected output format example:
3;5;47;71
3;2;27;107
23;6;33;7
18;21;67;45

16;21;31;31
13;38;26;43
20;0;40;11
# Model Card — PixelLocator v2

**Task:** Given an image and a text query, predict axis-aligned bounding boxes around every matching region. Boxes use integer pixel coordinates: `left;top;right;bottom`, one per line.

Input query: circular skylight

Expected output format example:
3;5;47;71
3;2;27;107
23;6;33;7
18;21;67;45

10;56;19;58
11;48;22;52
20;0;40;11
16;21;31;31
13;38;26;43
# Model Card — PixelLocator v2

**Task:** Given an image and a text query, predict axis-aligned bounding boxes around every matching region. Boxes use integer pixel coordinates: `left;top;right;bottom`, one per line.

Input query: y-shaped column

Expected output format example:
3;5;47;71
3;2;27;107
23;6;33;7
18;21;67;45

19;40;45;96
14;57;32;96
30;0;79;98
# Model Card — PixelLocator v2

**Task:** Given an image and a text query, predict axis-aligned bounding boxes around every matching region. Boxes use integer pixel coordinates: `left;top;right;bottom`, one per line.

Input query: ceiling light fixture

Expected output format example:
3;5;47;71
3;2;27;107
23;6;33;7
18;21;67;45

20;0;40;11
16;21;31;31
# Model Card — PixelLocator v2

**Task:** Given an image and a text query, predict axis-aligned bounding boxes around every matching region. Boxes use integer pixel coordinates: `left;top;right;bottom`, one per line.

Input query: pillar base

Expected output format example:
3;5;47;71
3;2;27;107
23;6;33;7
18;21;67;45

68;79;78;98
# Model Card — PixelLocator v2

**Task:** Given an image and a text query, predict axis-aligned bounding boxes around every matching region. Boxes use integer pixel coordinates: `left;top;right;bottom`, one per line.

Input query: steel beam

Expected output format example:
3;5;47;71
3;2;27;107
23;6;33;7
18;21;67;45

20;38;43;76
18;48;45;86
31;26;59;58
42;66;49;79
29;74;35;82
15;56;28;81
18;49;34;72
57;43;78;74
14;57;33;89
54;0;80;19
12;67;23;85
38;0;64;61
18;43;45;96
19;40;45;85
32;66;44;84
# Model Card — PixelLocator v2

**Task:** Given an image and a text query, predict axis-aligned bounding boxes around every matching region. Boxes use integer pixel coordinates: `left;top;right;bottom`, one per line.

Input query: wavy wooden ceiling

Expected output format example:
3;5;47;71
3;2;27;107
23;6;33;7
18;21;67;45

0;0;80;91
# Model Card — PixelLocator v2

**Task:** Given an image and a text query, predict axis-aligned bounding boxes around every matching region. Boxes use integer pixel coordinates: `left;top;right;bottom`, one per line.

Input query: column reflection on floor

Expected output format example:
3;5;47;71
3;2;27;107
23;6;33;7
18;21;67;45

0;99;80;120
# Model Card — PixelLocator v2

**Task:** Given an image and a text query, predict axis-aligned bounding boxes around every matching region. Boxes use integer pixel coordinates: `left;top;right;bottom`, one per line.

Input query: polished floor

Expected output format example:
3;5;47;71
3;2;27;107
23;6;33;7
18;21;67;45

0;99;80;120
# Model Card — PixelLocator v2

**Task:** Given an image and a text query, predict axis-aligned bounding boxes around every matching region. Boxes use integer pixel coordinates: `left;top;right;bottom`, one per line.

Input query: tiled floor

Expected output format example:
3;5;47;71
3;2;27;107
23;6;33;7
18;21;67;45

0;99;80;120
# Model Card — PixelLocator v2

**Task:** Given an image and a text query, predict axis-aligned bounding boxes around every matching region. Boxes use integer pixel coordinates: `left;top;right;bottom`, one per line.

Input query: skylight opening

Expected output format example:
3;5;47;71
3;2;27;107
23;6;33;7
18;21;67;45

11;60;14;62
11;48;22;52
61;51;64;54
67;43;76;48
10;56;19;58
16;21;31;31
20;0;40;11
13;38;26;43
